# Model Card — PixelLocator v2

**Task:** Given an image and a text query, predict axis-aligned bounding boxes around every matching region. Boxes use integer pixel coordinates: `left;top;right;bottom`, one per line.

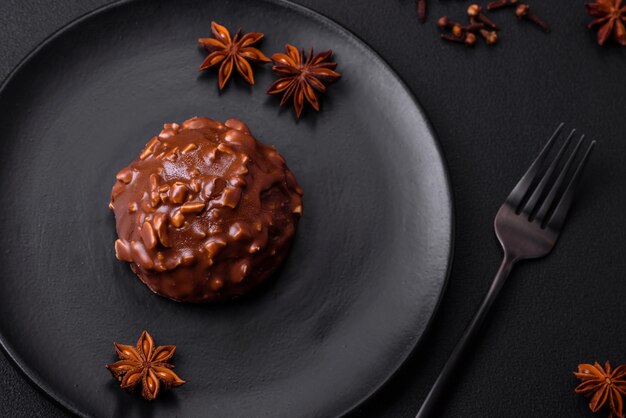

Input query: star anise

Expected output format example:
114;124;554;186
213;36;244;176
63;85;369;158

574;361;626;418
106;330;185;400
585;0;626;46
198;21;271;90
267;44;341;119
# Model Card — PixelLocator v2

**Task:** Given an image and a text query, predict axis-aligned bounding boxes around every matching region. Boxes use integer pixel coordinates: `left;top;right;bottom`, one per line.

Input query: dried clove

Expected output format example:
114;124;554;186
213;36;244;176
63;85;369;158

480;29;499;45
437;16;452;29
486;0;518;11
442;32;477;46
467;4;499;30
417;0;427;23
515;4;550;33
468;16;487;30
438;17;483;38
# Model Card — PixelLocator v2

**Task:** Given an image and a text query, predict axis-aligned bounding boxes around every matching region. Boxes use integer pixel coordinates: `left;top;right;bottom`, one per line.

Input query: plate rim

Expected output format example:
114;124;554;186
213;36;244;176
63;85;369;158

0;0;455;416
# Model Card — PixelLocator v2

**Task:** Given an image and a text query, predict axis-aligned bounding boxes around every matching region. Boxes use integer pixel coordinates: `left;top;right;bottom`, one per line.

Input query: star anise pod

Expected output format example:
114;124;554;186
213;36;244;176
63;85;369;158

106;330;185;400
585;0;626;46
574;361;626;418
198;21;271;90
267;44;341;119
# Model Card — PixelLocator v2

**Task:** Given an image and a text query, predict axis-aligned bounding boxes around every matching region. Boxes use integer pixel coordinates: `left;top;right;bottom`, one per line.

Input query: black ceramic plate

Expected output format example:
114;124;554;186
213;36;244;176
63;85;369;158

0;0;452;416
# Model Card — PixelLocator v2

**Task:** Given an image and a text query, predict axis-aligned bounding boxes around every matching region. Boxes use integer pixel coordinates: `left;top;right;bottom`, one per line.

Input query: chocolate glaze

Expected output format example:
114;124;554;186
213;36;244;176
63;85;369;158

110;117;303;302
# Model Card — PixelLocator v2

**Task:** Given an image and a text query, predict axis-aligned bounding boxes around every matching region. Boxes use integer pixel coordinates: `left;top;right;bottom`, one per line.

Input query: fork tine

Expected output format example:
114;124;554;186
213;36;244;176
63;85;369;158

522;129;576;217
506;123;564;208
534;134;585;224
547;141;596;231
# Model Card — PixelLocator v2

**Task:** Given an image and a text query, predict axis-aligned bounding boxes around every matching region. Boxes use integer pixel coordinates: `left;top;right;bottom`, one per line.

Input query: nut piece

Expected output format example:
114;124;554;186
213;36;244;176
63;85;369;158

141;221;158;250
228;222;251;241
159;123;181;139
228;176;246;188
140;137;160;160
170;182;189;204
130;241;154;270
164;122;180;131
215;187;242;209
229;259;251;283
224;118;251;134
149;173;159;190
114;239;133;262
181;143;198;154
204;238;227;265
217;143;234;155
150;191;161;208
152;212;170;247
181;253;196;266
182;117;213;130
189;178;202;193
180;201;205;214
224;129;256;148
203;178;227;199
116;168;133;184
171;209;185;228
165;147;179;161
204;238;227;256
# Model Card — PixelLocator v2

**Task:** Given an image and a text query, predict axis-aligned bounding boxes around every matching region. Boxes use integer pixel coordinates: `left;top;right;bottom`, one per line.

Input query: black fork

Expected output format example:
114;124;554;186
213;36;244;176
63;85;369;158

416;124;596;418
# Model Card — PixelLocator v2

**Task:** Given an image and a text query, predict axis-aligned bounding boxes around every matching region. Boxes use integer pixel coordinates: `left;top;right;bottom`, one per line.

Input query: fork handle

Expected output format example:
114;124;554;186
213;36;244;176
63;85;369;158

415;255;516;418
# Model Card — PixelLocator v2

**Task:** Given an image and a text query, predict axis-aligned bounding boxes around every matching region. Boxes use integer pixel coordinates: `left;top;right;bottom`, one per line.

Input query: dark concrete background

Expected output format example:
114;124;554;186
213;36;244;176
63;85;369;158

1;1;625;417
